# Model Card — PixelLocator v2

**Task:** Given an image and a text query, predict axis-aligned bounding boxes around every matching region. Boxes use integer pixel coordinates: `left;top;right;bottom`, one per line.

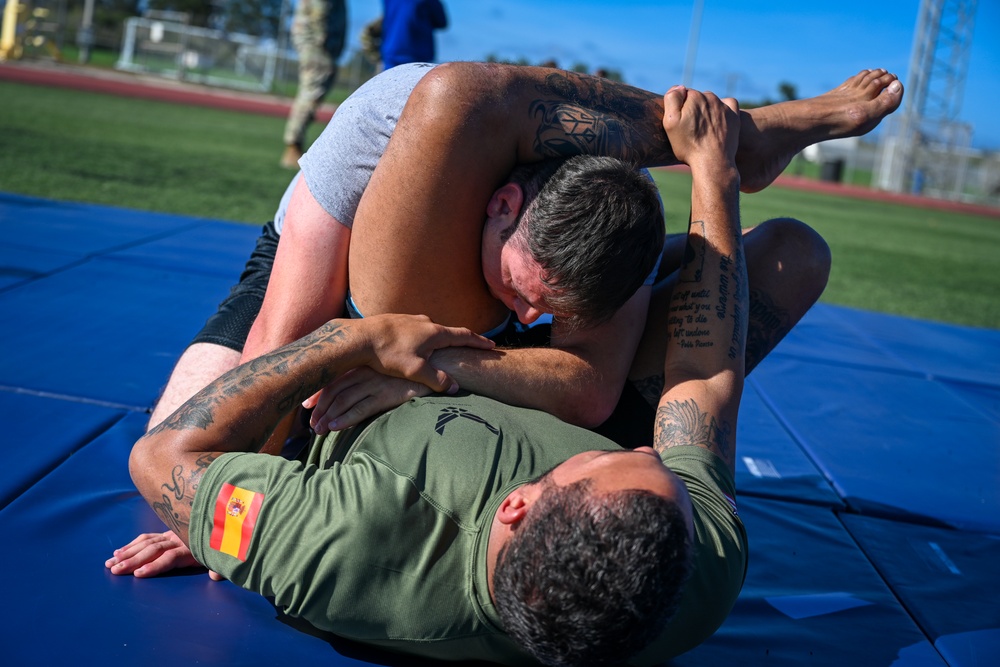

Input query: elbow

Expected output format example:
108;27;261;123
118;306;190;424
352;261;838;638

562;385;622;430
128;437;151;500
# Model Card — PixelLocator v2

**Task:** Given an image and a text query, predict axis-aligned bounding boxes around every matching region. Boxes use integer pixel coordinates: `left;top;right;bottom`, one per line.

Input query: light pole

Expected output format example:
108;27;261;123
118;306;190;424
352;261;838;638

78;0;95;63
682;0;704;88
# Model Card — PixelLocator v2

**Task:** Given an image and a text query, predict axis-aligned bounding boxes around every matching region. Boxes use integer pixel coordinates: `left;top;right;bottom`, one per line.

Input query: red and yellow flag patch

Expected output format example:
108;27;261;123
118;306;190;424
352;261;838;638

209;483;263;561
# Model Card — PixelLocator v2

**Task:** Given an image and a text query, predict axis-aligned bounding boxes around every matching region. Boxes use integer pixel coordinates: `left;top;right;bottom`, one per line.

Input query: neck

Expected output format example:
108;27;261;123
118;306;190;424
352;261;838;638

485;511;509;602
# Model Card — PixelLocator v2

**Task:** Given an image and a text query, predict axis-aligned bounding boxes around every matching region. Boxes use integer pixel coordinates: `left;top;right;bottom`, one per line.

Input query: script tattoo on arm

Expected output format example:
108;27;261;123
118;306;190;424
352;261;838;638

151;452;220;537
654;398;733;468
668;222;716;353
528;70;670;163
722;227;747;361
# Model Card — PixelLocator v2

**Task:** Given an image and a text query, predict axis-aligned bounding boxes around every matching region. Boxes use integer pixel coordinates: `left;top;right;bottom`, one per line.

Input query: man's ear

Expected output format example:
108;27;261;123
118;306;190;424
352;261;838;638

486;182;525;222
496;483;542;526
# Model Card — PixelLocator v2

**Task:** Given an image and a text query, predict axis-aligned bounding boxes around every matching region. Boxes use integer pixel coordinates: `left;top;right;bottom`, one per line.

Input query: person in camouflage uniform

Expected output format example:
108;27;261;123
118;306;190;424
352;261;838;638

360;15;383;70
281;0;347;168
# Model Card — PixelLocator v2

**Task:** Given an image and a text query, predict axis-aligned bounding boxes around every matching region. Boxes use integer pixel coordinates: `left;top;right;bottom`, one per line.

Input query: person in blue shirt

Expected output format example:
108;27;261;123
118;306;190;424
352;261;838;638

381;0;448;69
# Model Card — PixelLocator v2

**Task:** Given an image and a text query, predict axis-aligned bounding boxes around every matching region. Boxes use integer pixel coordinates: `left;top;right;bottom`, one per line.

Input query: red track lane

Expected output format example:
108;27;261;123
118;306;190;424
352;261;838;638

1;60;334;122
3;60;997;218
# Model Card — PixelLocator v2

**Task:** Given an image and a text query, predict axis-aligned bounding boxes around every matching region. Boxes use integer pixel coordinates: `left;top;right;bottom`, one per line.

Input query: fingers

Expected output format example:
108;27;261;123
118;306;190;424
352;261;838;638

131;546;196;578
310;369;432;433
662;85;687;130
105;532;166;572
409;363;457;394
105;531;199;577
301;387;323;410
441;327;495;351
414;326;493;391
309;368;368;431
329;392;414;431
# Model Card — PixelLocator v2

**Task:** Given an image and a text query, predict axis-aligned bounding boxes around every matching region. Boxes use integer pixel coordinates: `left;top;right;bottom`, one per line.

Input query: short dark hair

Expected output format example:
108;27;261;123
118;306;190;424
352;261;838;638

493;477;692;667
504;156;665;330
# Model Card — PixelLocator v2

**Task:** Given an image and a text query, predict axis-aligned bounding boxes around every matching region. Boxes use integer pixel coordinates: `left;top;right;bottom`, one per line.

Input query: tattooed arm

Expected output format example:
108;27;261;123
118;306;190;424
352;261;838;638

128;315;492;547
342;62;679;427
652;87;745;477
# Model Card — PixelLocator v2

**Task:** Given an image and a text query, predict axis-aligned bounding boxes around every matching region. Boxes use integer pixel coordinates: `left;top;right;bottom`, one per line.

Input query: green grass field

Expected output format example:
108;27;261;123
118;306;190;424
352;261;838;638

3;79;998;330
649;170;1000;329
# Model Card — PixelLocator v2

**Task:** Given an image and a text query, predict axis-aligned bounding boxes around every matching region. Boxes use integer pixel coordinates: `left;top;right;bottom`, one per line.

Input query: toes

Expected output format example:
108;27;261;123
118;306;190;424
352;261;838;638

879;80;904;111
873;73;902;98
859;68;888;88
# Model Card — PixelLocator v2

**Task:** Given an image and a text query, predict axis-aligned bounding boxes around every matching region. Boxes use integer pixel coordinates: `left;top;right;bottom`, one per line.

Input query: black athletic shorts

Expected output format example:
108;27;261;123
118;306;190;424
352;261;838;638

190;221;279;352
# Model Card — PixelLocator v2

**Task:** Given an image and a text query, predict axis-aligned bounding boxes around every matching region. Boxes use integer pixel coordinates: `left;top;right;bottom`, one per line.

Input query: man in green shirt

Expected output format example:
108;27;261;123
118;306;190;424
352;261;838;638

124;85;749;666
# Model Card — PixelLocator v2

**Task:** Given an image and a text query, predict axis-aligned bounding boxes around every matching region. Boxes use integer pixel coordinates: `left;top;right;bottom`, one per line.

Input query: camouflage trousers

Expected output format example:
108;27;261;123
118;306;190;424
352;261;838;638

283;0;347;147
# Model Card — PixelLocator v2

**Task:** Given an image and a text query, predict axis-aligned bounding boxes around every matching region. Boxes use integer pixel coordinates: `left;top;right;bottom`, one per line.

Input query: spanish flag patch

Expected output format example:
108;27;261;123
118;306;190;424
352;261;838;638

209;483;263;561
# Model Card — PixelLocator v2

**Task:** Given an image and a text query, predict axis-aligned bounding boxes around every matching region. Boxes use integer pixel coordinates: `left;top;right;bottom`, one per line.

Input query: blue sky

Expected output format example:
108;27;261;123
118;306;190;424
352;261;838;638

344;0;999;151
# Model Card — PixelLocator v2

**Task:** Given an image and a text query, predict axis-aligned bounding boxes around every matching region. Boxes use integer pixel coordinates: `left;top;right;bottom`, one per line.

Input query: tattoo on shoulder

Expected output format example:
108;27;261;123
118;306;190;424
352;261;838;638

654;398;733;465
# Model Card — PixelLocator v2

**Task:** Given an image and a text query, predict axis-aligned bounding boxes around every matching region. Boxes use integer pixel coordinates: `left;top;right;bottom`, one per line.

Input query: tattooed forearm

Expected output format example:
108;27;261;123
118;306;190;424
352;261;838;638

680;226;705;284
654;398;733;466
528;71;670;162
152;494;186;536
162;464;187;501
149;321;347;437
668;222;716;351
713;231;748;361
727;228;747;361
152;453;219;535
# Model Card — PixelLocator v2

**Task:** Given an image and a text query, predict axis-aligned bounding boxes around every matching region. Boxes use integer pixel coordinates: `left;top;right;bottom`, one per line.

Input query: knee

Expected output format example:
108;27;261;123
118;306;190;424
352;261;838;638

753;217;831;288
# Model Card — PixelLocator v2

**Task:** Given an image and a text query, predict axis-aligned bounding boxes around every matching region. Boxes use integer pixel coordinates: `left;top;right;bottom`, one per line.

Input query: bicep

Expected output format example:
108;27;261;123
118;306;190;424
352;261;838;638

243;178;351;362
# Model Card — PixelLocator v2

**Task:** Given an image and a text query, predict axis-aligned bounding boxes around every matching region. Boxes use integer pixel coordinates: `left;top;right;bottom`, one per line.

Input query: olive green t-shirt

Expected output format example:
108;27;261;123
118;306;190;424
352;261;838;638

190;394;746;665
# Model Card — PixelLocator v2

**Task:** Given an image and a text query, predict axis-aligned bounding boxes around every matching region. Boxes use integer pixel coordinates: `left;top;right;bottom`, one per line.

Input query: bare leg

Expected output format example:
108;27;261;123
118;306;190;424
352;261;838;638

629;218;831;402
738;69;904;193
147;343;241;430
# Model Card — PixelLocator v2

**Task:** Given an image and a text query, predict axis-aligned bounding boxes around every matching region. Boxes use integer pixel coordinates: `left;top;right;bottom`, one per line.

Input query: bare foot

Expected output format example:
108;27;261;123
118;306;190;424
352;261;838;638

737;69;904;193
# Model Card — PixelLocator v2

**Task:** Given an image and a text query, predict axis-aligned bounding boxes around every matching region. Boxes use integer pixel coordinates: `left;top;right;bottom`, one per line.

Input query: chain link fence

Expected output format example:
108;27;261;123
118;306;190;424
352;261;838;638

116;16;291;93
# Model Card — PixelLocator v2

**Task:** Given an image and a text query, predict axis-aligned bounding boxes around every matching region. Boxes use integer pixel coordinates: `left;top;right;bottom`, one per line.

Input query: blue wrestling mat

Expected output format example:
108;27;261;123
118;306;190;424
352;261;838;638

1;192;997;665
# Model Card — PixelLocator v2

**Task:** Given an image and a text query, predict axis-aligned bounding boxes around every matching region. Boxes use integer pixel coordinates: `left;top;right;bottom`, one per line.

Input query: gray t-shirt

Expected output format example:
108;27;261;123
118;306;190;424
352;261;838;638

276;62;662;285
285;62;437;232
